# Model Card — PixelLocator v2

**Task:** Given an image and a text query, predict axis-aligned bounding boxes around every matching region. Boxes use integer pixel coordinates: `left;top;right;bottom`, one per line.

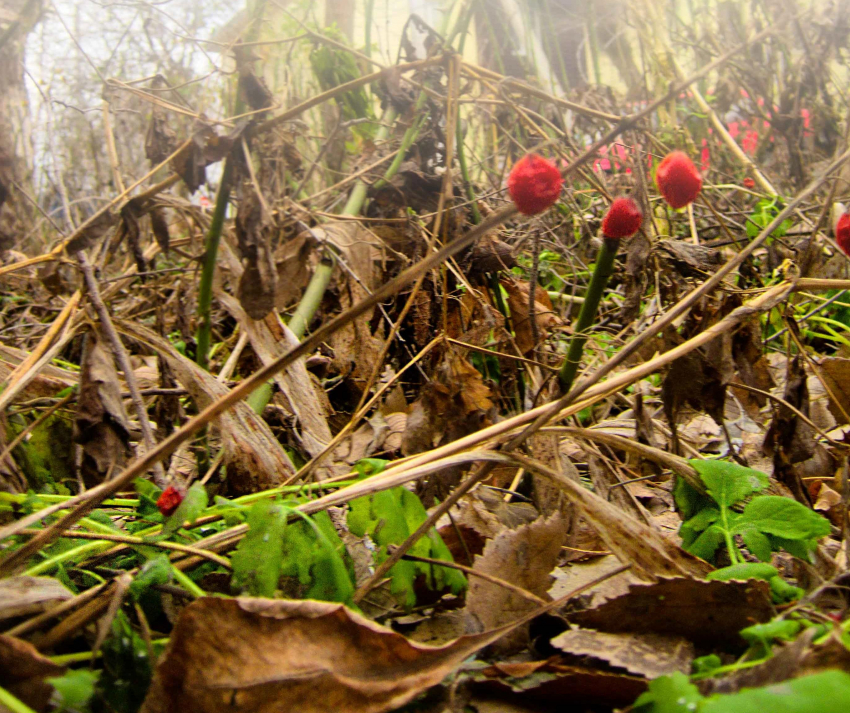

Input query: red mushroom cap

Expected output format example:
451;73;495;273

507;153;564;215
837;212;850;258
602;197;643;239
656;151;702;209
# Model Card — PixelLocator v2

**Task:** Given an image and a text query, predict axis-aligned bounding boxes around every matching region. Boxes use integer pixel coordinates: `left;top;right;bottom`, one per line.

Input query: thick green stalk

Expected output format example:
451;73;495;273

287;259;336;339
195;158;234;370
558;237;620;393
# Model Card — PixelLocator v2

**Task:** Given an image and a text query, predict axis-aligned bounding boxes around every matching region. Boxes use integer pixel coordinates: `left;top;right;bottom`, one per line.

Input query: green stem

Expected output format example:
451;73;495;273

558;237;619;392
587;12;602;86
195;158;234;371
0;686;38;713
172;565;206;598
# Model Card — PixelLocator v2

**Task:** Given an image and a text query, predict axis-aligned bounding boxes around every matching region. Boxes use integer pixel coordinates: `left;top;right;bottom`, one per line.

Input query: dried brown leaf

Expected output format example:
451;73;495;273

0;634;65;712
0;576;74;622
141;597;537;713
569;577;774;650
552;628;694;678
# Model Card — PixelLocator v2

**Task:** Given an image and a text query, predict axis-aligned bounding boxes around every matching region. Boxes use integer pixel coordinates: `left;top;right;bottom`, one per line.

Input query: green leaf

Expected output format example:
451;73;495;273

161;482;208;537
689;459;769;508
707;562;778;582
679;507;720;548
684;524;725;561
231;499;287;597
692;654;722;675
702;671;850;713
130;553;172;601
354;458;388;477
674;476;715;520
98;611;151;713
740;496;831;541
633;672;703;712
770;575;804;603
741;619;802;647
48;669;99;710
739;526;773;562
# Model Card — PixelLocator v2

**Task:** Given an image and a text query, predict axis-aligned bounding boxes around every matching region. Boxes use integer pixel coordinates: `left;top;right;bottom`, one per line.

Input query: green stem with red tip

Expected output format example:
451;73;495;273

558;237;620;393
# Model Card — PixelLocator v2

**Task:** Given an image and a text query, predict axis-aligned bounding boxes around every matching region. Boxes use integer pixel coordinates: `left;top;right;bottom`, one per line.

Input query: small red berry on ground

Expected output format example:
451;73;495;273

743;177;755;189
655;151;702;209
157;486;184;517
507;153;563;215
837;212;850;257
602;197;643;239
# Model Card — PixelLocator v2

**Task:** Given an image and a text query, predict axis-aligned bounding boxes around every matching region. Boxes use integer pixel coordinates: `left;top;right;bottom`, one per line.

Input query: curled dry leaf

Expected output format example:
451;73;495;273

235;186;277;321
0;634;65;712
551;628;694;679
141;597;541;713
569;577;774;651
501;278;561;356
0;575;74;622
74;330;132;487
463;512;565;655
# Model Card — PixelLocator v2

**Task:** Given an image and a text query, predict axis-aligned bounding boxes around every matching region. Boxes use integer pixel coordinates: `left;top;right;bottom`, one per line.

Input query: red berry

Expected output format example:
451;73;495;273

507;153;563;215
157;486;183;517
743;177;756;189
602;197;643;238
655;151;702;209
837;212;850;257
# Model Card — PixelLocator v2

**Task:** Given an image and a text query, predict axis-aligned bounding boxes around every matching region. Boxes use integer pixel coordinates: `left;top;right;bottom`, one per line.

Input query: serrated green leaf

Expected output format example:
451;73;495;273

739;526;773;562
684;523;725;561
680;507;721;547
130;553;172;601
231;499;287;597
707;562;778;582
633;671;703;712
674;476;715;520
689;459;769;508
48;669;99;709
702;670;850;713
741;496;831;541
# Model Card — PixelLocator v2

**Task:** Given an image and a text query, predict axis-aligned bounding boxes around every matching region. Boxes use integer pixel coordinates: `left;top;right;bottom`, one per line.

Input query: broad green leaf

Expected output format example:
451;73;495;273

768;534;814;562
741;619;802;647
702;671;850;713
679;507;721;548
231;499;287;597
739;526;773;562
161;482;208;537
674;476;715;520
692;654;722;675
689;459;769;508
354;458;388;477
48;669;99;709
770;575;804;603
740;496;831;541
684;524;725;561
707;562;778;582
633;672;703;712
130;553;172;601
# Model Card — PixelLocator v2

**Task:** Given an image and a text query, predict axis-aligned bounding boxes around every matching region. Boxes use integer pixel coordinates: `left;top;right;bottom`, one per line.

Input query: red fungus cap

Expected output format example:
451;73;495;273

837;212;850;257
655;151;702;209
602;196;643;238
157;486;184;517
507;153;563;215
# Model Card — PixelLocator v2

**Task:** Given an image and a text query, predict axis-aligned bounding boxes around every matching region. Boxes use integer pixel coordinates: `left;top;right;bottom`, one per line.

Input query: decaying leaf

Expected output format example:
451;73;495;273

0;575;74;622
141;597;543;713
234;185;277;321
144;75;177;166
0;634;65;712
551;628;694;679
74;330;132;487
501;278;561;355
150;206;171;253
569;577;774;650
817;357;850;424
464;512;565;653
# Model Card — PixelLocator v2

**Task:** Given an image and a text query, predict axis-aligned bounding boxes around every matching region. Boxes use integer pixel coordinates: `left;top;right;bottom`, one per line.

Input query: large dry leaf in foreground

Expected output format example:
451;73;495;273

141;597;533;713
0;634;65;712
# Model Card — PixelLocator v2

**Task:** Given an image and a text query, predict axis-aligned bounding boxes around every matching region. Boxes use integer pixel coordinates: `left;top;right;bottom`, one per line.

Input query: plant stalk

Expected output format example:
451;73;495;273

195;158;234;371
558;237;619;393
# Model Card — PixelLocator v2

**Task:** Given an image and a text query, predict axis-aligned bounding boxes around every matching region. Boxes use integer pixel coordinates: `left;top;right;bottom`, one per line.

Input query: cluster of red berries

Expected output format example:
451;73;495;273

506;149;704;240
